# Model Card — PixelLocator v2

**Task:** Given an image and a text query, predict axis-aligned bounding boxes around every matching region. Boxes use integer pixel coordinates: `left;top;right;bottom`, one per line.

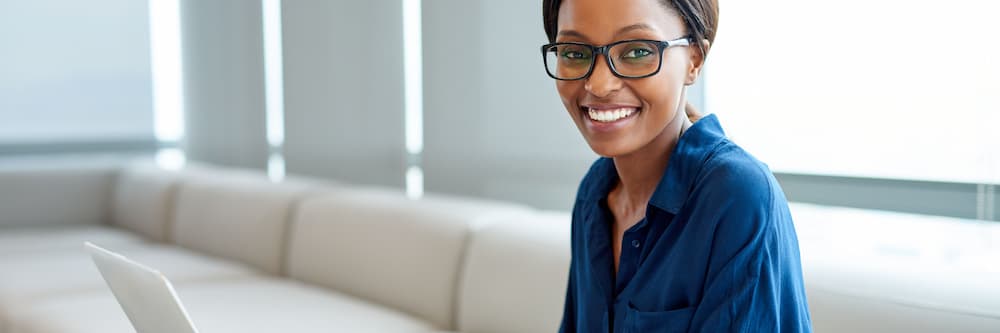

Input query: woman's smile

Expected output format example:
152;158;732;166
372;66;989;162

580;104;642;133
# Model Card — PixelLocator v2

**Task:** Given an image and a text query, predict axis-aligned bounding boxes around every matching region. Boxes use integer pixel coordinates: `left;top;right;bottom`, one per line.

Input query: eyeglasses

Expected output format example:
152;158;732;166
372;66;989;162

541;37;691;81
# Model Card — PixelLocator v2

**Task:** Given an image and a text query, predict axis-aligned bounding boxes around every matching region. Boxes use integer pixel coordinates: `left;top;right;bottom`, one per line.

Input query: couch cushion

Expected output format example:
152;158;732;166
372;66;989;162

109;162;184;242
0;226;144;255
0;243;258;326
6;278;435;333
792;203;1000;332
286;188;531;330
455;211;571;333
807;287;1000;333
170;171;310;274
0;163;116;229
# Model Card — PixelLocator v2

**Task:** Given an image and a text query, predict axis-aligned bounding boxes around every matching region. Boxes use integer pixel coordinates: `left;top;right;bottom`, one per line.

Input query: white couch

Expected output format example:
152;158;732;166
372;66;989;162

0;159;997;332
792;203;1000;332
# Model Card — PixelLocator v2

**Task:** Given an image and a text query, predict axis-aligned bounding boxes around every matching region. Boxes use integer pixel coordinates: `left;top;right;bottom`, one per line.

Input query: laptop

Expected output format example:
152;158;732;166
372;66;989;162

84;242;200;333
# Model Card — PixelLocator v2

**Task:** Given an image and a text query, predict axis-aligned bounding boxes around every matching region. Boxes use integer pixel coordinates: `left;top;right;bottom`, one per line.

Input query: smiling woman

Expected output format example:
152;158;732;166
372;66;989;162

542;0;813;332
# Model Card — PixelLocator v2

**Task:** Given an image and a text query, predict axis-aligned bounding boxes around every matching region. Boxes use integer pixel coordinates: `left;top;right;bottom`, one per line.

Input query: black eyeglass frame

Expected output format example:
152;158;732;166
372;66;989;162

540;37;692;81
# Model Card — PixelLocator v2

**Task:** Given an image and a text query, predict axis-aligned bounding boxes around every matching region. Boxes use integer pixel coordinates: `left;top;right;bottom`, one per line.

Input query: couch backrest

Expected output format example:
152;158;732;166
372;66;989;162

109;162;185;242
455;211;571;333
170;169;311;274
285;188;531;330
0;161;117;228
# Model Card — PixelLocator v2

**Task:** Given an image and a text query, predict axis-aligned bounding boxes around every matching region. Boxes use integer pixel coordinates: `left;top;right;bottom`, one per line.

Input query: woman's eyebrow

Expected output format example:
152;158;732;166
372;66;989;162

615;23;655;37
556;23;655;41
557;30;587;40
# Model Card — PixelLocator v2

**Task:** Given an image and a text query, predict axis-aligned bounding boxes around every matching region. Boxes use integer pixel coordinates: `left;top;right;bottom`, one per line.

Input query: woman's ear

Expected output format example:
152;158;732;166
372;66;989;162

685;39;711;86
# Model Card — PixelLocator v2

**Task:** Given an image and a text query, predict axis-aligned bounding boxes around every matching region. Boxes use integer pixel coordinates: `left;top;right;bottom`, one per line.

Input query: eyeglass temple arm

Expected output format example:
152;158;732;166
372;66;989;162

666;37;692;47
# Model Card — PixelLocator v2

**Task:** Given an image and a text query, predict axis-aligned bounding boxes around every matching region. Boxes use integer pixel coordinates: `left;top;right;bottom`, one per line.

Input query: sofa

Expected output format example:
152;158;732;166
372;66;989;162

0;158;997;332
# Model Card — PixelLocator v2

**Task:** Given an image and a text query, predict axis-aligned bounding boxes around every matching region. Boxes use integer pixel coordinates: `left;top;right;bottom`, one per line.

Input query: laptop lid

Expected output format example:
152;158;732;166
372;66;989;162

85;242;200;333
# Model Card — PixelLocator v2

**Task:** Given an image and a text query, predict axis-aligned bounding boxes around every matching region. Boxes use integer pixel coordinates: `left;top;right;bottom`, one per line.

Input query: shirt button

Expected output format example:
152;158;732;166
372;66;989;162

631;239;641;248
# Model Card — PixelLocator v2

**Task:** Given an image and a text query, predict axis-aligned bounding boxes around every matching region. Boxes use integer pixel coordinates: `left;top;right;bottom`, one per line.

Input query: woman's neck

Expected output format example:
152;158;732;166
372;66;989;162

611;109;692;216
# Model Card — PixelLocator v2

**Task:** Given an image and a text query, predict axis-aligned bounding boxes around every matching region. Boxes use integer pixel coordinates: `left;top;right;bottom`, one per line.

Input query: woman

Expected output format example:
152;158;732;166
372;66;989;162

542;0;812;331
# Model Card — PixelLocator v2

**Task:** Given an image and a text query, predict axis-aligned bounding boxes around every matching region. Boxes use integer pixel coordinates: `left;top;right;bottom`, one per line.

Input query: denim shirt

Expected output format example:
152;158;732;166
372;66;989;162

559;114;812;333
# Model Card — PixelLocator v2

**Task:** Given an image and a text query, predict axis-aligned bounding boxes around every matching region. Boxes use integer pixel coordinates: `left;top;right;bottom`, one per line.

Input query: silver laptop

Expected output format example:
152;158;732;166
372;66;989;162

84;242;200;333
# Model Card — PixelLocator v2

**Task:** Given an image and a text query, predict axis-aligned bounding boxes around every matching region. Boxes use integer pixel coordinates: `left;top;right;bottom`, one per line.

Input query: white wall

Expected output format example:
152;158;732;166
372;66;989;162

280;0;407;188
179;0;269;170
0;0;153;143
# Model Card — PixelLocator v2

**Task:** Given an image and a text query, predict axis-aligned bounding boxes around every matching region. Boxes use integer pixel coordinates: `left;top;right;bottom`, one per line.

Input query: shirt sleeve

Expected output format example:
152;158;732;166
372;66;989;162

560;202;583;333
558;260;576;333
687;165;812;332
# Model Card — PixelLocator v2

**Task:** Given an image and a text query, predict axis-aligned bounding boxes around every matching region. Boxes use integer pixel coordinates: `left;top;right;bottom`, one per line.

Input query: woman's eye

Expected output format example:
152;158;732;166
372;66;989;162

561;51;588;60
622;48;653;59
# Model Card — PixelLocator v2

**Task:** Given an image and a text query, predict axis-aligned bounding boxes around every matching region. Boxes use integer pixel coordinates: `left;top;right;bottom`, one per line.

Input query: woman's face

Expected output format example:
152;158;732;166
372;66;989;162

555;0;699;157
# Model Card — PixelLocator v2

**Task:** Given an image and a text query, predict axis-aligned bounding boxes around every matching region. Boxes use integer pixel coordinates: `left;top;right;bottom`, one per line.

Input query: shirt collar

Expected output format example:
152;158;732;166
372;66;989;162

579;114;728;214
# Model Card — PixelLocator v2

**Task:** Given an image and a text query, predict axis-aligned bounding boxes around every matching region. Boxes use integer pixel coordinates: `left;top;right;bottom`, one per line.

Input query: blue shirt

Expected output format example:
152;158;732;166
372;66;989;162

559;114;812;333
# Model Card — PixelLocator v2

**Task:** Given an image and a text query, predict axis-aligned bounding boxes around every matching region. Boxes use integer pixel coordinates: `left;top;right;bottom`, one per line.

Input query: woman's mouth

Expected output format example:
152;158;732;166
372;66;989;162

580;105;641;133
586;107;638;123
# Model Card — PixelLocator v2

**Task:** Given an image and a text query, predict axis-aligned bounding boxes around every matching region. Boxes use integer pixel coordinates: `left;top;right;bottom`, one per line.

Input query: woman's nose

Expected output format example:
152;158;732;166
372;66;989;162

584;57;623;98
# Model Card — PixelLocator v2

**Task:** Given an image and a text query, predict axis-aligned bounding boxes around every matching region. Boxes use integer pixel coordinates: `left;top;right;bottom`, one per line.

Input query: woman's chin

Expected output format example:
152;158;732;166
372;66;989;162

585;140;635;158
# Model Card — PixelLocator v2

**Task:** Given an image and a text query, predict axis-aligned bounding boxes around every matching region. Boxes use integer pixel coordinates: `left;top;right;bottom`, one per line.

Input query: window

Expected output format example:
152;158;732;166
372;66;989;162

0;1;155;144
707;0;999;185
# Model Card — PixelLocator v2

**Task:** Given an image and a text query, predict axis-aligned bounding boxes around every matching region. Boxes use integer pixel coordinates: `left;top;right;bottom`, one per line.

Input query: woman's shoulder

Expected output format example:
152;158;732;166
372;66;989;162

685;139;797;249
693;138;785;211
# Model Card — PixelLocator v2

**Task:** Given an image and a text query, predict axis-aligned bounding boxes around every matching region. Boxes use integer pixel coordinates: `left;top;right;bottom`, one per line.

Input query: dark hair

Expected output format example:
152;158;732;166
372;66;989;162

542;0;719;58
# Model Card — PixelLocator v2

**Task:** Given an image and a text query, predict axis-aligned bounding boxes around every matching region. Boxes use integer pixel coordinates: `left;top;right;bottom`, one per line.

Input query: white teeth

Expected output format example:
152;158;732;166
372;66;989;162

587;107;636;123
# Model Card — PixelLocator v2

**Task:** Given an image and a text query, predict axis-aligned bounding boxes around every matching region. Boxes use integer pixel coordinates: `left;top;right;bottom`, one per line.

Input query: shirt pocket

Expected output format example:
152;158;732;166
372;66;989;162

624;302;695;333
